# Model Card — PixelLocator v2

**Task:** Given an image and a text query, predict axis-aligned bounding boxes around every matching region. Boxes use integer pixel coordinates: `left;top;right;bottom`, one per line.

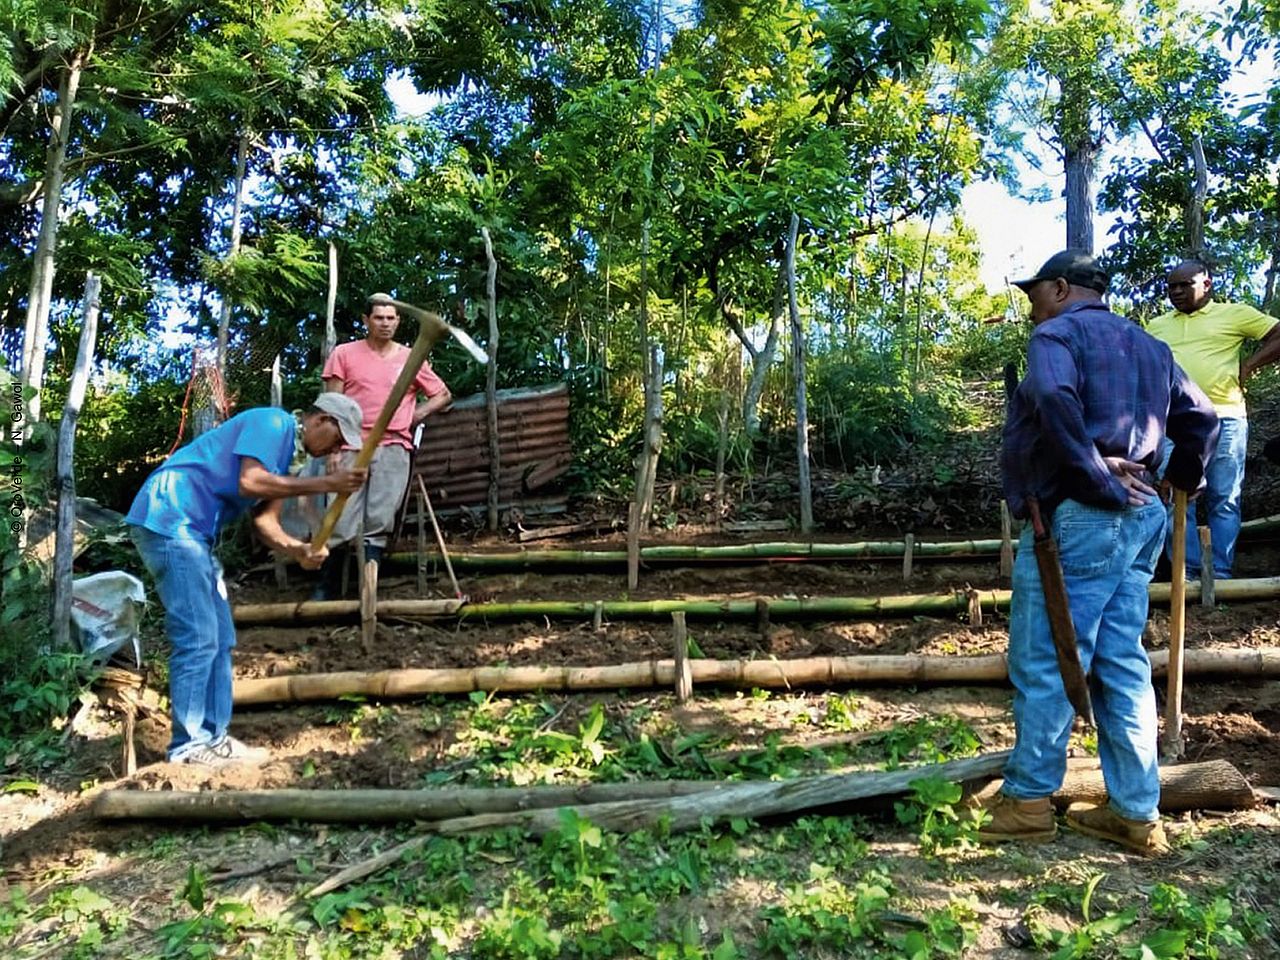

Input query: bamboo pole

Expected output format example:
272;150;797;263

388;539;1016;571
52;273;101;649
231;647;1280;705
1162;489;1188;761
232;576;1280;627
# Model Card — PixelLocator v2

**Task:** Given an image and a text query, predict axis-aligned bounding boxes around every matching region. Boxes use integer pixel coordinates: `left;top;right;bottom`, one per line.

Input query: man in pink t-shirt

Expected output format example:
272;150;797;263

312;296;451;599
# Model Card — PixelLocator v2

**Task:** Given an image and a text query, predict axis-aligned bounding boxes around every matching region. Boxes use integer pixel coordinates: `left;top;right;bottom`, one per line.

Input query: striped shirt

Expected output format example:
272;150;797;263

1002;301;1219;519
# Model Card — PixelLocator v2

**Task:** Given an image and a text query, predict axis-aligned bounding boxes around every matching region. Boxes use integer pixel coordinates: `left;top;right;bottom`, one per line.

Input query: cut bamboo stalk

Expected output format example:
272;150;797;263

232;576;1280;627
387;539;1019;571
999;501;1014;579
902;533;914;582
1163;489;1189;762
231;647;1280;705
1199;527;1214;608
672;612;691;702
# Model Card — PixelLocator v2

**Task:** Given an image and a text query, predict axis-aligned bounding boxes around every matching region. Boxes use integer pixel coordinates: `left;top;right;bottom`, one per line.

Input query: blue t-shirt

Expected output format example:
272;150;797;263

126;408;297;541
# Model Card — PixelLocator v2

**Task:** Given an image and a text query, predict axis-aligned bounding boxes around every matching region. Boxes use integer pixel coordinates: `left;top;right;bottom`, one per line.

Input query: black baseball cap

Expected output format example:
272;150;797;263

1012;249;1110;295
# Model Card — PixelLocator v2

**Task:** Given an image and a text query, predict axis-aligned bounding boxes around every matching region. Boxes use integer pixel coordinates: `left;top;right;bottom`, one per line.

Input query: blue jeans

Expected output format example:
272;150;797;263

1002;498;1166;822
131;526;237;761
1167;417;1246;580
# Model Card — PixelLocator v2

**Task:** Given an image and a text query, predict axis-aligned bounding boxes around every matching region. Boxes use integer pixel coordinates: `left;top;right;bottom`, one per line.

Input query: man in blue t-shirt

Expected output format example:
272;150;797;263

127;393;368;766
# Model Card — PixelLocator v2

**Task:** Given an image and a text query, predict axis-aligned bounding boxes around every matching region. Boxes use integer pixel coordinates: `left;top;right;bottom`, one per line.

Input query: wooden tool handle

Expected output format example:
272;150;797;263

1162;488;1189;759
310;304;448;549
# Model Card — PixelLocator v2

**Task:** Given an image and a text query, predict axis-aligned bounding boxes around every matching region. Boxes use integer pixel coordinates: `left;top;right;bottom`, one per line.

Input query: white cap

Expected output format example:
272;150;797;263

311;393;364;448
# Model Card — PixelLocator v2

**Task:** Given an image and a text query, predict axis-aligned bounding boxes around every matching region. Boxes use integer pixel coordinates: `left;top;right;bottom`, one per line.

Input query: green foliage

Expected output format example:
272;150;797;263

893;777;987;856
1124;882;1266;959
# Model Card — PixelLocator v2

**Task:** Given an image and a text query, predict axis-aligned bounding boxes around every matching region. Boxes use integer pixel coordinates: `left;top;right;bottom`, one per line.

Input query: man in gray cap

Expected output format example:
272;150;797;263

126;394;368;766
979;249;1218;855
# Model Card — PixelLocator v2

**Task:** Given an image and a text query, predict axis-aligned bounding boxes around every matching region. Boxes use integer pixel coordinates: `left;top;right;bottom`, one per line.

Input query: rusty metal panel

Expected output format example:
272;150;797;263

411;383;571;512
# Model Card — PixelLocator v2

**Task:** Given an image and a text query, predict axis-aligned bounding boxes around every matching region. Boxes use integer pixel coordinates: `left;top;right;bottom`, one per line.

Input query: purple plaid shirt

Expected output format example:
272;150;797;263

1002;301;1219;519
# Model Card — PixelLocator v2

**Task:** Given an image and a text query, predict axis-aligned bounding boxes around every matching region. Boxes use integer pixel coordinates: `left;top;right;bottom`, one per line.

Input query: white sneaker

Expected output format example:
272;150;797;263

210;736;270;765
180;744;231;767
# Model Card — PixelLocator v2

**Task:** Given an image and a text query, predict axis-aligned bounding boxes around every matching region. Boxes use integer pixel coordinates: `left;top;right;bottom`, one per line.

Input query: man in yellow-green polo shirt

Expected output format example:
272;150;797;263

1147;259;1280;578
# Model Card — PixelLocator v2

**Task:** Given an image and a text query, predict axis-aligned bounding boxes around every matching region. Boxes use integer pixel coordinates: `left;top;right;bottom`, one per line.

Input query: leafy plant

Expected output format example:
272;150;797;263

894;777;987;856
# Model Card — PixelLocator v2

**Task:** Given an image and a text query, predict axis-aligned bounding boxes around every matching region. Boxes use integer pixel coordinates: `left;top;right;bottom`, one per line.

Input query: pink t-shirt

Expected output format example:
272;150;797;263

322;340;448;449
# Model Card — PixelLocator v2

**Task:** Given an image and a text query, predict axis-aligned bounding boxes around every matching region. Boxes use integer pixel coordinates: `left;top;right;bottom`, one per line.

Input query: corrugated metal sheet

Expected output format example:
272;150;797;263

409;383;572;515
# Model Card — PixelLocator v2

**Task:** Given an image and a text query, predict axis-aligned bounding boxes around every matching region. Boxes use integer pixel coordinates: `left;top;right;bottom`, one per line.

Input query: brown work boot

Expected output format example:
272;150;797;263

1065;803;1170;857
974;792;1056;843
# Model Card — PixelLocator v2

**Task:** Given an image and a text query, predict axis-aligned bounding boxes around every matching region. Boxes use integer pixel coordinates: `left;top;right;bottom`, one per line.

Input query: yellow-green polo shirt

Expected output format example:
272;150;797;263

1145;300;1277;418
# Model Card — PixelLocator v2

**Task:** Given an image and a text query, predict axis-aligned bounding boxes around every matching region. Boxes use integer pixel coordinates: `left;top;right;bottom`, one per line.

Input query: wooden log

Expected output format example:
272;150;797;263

52;273;101;649
232;647;1280;706
94;779;725;823
1052;758;1254;813
672;612;691;702
302;752;1012;897
1199;527;1215;608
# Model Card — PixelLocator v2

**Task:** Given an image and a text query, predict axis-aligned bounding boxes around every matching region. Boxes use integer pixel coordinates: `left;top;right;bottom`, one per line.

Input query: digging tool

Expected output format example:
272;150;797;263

417;474;463;600
310;295;485;551
1161;488;1189;761
1027;498;1095;724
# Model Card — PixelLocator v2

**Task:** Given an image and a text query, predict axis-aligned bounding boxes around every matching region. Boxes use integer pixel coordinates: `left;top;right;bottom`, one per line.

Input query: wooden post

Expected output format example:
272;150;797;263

1162;489;1189;761
52;272;101;649
416;483;427;596
481;226;500;533
1199;527;1214;608
361;558;378;654
271;352;287;590
672;612;692;702
902;533;914;583
999;501;1014;580
627;501;641;591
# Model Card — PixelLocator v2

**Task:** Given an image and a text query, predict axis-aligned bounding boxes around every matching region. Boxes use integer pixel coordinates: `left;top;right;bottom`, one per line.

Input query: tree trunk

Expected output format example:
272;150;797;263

215;133;250;378
1064;135;1097;252
481;226;500;532
21;49;88;427
741;266;786;436
323;241;338;364
787;213;813;532
51;273;101;650
1184;134;1208;260
1052;757;1253;813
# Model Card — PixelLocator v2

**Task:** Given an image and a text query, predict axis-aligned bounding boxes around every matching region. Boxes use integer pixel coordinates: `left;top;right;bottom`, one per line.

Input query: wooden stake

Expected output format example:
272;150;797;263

902;533;914;583
592;600;604;633
755;598;771;638
361;558;378;654
416;483;427;596
1199;527;1215;608
999;500;1014;580
626;501;641;591
481;226;501;533
966;588;982;627
672;612;692;702
271;352;287;590
1162;489;1188;762
417;475;461;599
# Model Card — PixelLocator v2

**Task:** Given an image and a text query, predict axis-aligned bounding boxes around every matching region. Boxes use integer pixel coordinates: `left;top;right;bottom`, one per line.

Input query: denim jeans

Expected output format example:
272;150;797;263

131;526;237;761
1165;417;1246;580
1002;498;1166;821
